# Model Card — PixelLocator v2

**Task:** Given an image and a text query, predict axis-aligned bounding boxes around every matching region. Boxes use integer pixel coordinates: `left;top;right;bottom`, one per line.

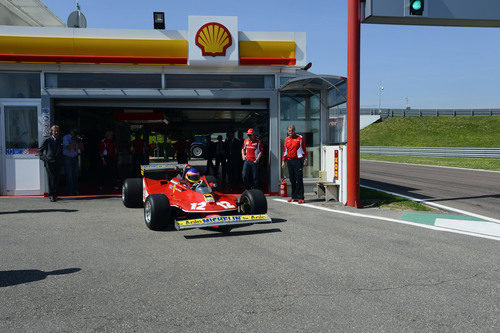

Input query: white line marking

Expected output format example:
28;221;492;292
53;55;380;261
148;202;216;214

435;218;500;238
360;185;500;224
273;198;500;241
361;159;500;174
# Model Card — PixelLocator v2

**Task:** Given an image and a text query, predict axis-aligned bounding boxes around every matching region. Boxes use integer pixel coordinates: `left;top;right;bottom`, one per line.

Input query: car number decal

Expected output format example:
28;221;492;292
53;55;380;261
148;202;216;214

216;201;236;209
190;202;207;210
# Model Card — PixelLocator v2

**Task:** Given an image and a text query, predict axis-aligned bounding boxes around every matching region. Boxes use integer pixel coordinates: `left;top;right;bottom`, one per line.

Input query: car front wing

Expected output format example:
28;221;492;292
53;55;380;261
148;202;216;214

175;214;271;231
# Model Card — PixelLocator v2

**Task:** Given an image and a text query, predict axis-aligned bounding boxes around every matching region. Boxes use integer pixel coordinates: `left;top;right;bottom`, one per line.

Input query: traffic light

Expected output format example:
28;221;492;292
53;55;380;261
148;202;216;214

409;0;424;16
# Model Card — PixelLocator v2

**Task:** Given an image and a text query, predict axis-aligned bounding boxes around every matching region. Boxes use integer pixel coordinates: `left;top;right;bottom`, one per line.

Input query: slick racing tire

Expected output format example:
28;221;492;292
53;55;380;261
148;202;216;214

239;189;267;214
122;178;143;208
190;145;205;158
144;194;175;231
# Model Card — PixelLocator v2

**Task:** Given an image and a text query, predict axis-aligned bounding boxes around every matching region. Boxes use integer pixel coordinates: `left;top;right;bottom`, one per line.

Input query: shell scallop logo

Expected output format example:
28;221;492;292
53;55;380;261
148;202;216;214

195;22;232;57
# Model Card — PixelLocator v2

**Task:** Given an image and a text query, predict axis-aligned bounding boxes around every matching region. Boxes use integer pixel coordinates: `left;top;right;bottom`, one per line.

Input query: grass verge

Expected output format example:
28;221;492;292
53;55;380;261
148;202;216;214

360;187;433;211
361;154;500;171
360;116;500;147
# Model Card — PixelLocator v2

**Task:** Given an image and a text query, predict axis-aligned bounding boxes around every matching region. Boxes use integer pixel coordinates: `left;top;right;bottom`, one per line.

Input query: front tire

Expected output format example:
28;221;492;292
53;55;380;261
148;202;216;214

239;189;267;214
144;194;174;231
122;178;143;208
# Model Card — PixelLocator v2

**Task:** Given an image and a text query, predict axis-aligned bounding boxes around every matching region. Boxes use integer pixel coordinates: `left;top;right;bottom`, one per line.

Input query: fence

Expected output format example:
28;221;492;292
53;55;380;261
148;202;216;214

360;146;500;158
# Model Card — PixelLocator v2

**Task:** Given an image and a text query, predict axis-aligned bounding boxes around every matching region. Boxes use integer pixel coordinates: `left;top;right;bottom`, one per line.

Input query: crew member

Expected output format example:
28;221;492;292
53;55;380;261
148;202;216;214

282;125;307;203
98;130;119;191
214;135;227;181
205;136;215;175
226;132;242;189
172;135;189;164
62;128;83;195
241;128;263;190
129;132;148;177
39;125;63;202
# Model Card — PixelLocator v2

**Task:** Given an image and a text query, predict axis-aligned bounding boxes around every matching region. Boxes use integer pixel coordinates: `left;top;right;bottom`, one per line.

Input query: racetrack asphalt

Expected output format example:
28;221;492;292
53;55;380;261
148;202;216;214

361;160;500;220
0;196;498;332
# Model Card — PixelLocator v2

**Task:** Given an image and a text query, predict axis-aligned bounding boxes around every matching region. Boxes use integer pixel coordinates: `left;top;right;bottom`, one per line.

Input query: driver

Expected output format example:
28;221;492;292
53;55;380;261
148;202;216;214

184;168;201;187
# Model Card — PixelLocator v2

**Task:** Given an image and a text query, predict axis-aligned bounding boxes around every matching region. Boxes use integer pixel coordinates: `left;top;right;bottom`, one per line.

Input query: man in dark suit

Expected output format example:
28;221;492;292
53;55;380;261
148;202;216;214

39;125;63;202
226;131;243;190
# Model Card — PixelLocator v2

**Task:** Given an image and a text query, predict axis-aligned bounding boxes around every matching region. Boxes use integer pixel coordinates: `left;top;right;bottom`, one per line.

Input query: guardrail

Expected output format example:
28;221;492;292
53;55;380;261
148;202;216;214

362;108;500;117
360;146;500;158
330;108;500;117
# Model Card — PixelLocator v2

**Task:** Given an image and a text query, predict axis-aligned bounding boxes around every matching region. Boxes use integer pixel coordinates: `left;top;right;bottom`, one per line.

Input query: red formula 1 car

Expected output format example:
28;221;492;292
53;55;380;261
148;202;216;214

121;163;270;231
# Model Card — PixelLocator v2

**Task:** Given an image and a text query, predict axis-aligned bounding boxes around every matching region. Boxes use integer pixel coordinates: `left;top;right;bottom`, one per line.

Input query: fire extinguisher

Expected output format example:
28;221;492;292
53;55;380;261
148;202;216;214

280;178;287;197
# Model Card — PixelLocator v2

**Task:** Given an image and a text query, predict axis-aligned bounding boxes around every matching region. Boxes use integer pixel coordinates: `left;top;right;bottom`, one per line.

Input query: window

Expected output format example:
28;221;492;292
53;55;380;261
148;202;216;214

165;75;275;89
45;73;162;88
280;92;321;178
0;73;40;98
328;106;347;144
5;106;38;151
279;76;294;87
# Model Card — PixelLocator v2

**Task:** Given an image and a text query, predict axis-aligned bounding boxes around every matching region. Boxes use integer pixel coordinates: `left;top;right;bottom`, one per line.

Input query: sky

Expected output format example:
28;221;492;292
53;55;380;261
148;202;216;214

42;0;500;109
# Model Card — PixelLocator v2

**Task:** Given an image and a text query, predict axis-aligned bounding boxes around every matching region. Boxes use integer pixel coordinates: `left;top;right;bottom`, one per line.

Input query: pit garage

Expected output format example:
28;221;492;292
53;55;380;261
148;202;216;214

52;94;271;194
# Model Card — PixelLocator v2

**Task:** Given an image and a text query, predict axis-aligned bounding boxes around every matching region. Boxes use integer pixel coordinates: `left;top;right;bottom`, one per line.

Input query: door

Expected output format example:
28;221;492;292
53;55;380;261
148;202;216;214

0;102;43;195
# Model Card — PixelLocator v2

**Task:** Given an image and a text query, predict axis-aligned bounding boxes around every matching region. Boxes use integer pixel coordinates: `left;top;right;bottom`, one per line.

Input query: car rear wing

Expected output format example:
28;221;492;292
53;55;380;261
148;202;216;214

175;214;272;230
141;162;187;180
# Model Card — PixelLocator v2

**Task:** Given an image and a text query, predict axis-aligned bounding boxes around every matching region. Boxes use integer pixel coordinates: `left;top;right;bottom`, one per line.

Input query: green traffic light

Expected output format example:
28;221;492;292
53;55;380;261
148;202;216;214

412;1;422;11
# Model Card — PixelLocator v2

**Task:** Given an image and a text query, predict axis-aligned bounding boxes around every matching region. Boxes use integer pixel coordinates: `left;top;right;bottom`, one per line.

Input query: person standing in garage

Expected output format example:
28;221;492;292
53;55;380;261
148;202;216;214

129;131;149;177
226;131;242;190
98;130;119;191
62;128;83;195
39;125;63;202
173;135;189;164
241;128;263;190
282;125;307;203
214;135;227;181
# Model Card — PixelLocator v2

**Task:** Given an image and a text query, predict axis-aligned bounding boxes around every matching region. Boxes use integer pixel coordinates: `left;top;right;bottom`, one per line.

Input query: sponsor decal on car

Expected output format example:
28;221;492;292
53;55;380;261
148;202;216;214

203;194;215;203
177;214;269;227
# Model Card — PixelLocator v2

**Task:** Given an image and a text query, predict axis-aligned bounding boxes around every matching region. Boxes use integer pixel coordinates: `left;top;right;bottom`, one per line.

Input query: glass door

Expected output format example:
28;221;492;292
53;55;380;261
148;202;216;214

0;102;42;195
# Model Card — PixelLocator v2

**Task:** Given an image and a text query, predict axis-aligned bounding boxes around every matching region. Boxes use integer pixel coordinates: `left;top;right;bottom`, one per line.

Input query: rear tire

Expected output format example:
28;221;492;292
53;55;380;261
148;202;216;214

122;178;143;208
190;145;205;158
144;194;175;231
239;189;267;214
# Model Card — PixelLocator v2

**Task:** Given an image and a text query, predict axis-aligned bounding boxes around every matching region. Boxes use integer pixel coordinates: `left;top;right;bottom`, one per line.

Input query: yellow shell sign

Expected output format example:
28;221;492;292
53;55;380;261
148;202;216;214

195;22;232;57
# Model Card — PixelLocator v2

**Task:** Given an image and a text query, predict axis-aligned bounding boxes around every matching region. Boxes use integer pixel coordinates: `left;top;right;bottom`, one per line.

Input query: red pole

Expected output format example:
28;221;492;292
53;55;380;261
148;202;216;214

346;0;362;208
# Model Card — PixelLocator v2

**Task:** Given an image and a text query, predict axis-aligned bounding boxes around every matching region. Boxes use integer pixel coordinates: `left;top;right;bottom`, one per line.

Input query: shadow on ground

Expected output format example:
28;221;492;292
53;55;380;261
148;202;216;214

0;209;78;215
361;178;432;200
184;228;282;239
0;268;81;287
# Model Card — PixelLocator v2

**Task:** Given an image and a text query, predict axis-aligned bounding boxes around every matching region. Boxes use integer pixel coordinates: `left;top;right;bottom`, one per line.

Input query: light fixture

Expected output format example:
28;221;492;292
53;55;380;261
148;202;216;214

153;12;165;30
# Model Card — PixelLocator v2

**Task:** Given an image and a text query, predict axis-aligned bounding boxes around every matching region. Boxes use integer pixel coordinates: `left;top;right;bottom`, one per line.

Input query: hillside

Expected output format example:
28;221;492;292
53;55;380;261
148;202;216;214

360;116;500;147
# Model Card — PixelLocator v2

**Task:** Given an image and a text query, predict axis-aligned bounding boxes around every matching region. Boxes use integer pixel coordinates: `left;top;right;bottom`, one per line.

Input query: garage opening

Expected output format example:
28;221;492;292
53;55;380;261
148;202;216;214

54;98;270;195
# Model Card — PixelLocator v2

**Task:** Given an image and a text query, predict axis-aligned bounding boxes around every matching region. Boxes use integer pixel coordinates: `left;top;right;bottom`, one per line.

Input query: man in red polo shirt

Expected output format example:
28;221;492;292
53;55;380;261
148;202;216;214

282;125;307;203
241;128;263;190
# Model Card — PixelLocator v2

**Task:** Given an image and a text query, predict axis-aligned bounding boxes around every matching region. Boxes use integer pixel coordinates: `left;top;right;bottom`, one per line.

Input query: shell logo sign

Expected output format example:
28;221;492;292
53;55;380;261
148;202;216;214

195;22;232;57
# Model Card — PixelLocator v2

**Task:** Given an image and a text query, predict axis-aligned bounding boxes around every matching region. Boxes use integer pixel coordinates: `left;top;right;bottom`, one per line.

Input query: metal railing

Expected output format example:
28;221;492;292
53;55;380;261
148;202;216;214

331;108;500;117
360;146;500;158
360;108;500;117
